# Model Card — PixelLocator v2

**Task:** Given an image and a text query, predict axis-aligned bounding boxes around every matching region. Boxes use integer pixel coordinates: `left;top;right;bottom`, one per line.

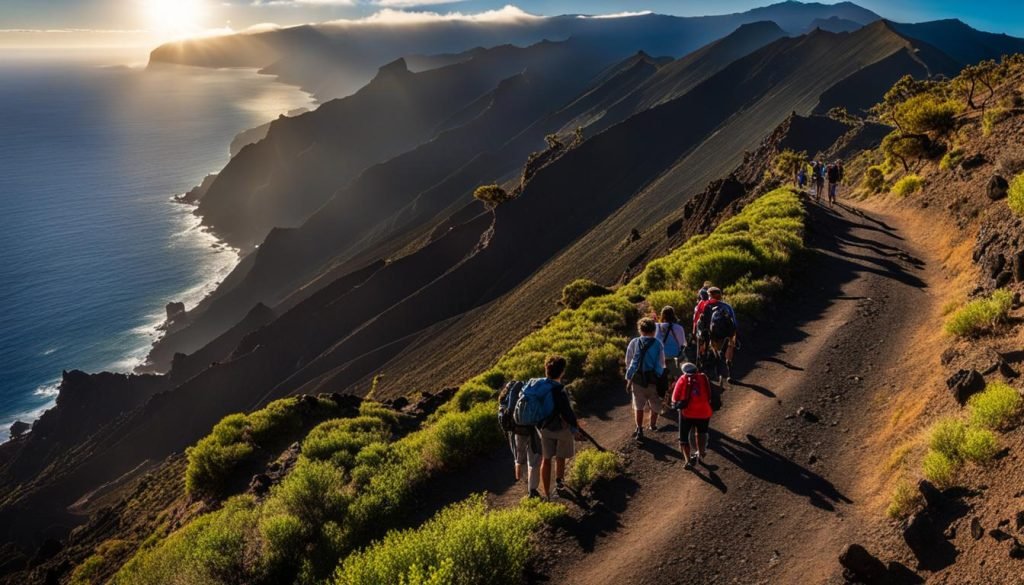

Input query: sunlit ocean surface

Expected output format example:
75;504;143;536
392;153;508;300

0;55;313;438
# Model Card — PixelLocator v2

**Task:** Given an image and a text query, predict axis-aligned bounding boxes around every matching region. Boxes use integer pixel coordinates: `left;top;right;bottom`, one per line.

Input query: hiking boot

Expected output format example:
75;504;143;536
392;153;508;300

689;453;699;466
683;457;694;470
633;427;644;442
529;489;542;499
555;478;565;491
648;423;658;432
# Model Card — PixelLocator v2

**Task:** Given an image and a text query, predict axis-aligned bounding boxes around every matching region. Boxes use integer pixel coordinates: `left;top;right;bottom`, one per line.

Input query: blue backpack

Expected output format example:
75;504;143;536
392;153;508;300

513;378;556;426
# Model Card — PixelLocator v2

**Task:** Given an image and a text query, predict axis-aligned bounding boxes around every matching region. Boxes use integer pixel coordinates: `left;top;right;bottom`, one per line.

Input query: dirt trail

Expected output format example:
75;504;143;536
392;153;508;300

519;197;936;584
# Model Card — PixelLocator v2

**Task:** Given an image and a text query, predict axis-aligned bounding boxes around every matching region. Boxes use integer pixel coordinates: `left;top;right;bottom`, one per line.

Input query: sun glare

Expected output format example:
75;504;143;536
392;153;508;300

144;0;208;38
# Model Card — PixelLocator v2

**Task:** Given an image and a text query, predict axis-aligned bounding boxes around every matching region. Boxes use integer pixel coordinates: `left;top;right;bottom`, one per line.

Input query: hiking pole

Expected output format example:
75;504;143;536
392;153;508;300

577;427;607;452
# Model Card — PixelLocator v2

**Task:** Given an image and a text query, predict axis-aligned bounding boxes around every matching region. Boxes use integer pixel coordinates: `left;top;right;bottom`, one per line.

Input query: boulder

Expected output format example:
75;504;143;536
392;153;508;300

945;369;985;404
838;543;887;584
918;480;945;510
996;271;1013;288
988;175;1010;201
1011;539;1024;560
1014;252;1024;283
1016;510;1024;532
903;513;938;560
165;301;186;322
9;420;30;439
991;528;1012;542
971;517;984;540
249;473;272;496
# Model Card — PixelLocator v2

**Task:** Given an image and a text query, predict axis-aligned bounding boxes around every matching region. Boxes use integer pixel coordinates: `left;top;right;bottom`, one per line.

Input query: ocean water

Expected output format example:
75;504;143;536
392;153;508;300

0;54;313;439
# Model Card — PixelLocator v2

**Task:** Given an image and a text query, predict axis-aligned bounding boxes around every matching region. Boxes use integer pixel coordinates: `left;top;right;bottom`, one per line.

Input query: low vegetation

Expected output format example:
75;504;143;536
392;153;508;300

922;449;957;487
943;289;1013;337
473;184;513;208
861;165;886;192
1009;173;1024;216
185;396;346;498
968;381;1023;430
566;449;621;490
886;480;924;519
560;279;613;310
891;174;923;197
939;148;964;171
334;496;564;585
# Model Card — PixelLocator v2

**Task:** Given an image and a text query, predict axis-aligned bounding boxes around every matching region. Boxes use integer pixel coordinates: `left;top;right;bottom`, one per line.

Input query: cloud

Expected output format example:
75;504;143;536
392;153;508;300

324;4;542;25
577;11;653;19
372;0;469;6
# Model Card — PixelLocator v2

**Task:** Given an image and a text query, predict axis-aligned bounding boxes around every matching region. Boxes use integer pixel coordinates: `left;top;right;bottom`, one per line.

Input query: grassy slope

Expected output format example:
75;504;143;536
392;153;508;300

100;188;803;584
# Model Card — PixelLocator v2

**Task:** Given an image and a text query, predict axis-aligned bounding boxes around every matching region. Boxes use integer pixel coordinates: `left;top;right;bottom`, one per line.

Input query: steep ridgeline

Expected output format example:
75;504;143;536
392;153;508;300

148;1;881;99
2;17;1021;561
148;22;789;373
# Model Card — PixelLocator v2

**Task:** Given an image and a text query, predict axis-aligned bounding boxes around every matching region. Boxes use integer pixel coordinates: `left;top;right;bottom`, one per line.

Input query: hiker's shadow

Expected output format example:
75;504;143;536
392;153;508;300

709;432;851;511
561;474;640;553
688;460;728;493
638;434;684;462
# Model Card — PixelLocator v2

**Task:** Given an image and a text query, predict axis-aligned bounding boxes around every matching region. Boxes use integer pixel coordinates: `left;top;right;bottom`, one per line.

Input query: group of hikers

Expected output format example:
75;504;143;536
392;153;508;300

499;282;740;499
796;159;844;205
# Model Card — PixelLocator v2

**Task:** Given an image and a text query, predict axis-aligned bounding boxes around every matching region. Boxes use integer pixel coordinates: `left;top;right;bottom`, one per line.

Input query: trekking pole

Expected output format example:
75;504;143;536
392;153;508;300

577;427;607;452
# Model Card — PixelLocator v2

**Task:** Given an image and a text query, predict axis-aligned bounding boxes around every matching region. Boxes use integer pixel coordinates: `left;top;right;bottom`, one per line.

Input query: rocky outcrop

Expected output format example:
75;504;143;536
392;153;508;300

973;205;1024;290
8;422;29;440
946;369;985;404
164;302;186;324
987;175;1009;201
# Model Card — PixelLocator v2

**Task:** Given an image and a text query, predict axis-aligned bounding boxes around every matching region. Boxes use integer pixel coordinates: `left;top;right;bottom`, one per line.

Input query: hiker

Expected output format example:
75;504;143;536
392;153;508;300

498;380;541;498
692;287;739;384
797;166;807;190
827;159;843;205
671;362;714;468
656;306;688;413
514;355;580;499
625;317;666;441
813;161;825;201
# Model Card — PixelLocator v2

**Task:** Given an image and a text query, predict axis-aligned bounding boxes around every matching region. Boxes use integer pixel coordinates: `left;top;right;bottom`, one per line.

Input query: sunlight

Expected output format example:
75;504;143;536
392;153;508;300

143;0;208;39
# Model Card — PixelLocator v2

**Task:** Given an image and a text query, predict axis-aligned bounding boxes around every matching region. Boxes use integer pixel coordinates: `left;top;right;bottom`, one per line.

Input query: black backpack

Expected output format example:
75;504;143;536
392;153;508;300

498;381;524;433
709;304;736;339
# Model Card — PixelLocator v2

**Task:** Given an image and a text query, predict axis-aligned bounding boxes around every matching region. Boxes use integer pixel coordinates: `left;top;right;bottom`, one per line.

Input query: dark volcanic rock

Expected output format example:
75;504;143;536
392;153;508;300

1014;251;1024;283
918;480;945;510
945;369;985;404
249;473;272;496
1016;510;1024;532
990;528;1012;542
988;175;1009;201
165;301;186;322
1011;539;1024;559
995;271;1013;288
971;517;984;540
9;420;30;439
839;543;887;583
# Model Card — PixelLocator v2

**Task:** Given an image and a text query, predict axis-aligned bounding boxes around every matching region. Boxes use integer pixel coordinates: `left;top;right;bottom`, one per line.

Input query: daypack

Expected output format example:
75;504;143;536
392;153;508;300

513;378;557;427
827;165;840;182
629;338;659;387
498;380;524;433
709;304;736;339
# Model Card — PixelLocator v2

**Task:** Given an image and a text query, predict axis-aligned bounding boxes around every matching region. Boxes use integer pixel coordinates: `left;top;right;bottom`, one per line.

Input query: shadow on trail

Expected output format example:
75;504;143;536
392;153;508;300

560;475;641;553
730;200;924;382
730;380;777;398
688;460;728;493
709;432;852;511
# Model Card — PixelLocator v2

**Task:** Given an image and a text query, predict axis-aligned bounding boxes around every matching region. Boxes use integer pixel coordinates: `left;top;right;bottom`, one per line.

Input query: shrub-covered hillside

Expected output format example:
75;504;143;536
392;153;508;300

84;188;805;584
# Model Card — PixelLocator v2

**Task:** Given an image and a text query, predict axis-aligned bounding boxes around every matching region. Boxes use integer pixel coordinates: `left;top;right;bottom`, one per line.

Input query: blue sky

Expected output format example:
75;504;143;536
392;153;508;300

1;0;1022;49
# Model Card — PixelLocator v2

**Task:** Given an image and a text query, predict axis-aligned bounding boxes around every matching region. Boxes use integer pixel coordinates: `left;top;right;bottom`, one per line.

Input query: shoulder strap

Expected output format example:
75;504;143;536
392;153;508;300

638;338;656;374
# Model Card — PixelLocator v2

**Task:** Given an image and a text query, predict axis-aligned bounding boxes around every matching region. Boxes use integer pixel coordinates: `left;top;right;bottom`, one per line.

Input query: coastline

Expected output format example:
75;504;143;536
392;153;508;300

0;65;314;441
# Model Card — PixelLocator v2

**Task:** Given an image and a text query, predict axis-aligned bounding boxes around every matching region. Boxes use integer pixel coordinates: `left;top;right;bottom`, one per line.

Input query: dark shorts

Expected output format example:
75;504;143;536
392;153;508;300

678;416;710;441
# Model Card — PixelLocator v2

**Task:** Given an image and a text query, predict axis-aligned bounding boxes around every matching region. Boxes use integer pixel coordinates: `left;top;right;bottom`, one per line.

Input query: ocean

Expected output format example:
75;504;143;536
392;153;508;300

0;53;313;439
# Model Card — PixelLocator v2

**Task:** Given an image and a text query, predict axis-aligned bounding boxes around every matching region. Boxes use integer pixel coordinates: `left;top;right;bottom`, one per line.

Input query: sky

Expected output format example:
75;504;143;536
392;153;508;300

1;0;1022;53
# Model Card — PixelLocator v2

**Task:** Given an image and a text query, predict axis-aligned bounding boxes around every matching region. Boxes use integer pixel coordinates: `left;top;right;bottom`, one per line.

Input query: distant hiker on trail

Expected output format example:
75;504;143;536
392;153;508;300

625;317;666;442
827;159;844;206
693;287;739;384
797;166;807;190
812;161;826;201
498;380;541;498
671;362;714;469
513;355;580;500
656;306;687;414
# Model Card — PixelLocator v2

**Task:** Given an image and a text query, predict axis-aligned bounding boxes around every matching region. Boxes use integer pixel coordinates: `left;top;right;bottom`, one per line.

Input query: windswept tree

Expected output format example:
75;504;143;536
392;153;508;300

957;59;998;112
473;184;513;208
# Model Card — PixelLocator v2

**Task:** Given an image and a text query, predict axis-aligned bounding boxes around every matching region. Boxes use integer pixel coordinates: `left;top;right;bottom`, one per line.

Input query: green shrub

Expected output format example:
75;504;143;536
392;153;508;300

1009;173;1024;216
886;480;923;519
968;381;1022;430
70;554;106;585
892;175;923;197
561;279;613;309
567;449;621;490
939;149;964;171
862;165;886;192
897;94;961;136
983;108;1010;136
922;449;957;487
960;427;999;463
334;495;564;585
473;184;512;208
944;289;1013;337
301;416;390;470
928;418;966;460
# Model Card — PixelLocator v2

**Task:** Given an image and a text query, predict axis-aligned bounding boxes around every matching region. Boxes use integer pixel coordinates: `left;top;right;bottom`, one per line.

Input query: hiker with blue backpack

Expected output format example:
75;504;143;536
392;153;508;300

625;317;666;442
498;380;542;498
509;355;579;499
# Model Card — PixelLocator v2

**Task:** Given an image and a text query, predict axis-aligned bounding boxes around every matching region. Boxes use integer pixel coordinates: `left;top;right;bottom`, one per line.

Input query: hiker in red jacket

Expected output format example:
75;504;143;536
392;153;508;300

671;362;714;469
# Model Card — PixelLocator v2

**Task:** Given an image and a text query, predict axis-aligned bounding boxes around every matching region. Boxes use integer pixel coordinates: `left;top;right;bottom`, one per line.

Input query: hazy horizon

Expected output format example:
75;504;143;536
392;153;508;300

2;0;1022;59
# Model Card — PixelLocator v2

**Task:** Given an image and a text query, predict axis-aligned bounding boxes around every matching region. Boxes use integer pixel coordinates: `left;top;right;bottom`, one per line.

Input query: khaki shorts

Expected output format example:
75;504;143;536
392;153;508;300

631;383;660;411
513;431;541;467
539;426;575;459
